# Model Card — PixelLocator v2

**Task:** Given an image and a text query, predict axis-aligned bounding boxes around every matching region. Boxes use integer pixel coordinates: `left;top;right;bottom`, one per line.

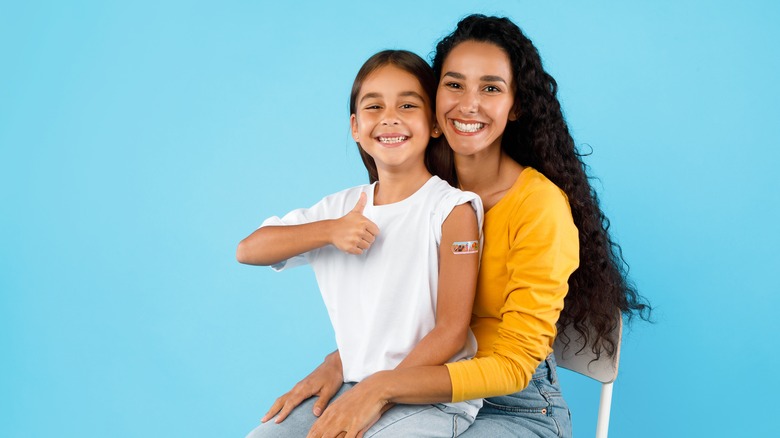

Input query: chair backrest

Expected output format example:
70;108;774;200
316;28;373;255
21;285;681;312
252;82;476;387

553;318;622;383
553;318;623;438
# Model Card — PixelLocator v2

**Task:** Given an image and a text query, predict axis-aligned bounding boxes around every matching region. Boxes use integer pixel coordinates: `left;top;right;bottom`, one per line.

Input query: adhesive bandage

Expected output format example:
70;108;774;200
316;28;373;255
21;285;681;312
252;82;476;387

451;241;479;254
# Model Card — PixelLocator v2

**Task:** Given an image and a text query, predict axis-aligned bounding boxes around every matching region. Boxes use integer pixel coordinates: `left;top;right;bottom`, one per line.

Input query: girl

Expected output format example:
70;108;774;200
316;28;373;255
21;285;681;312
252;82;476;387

275;15;651;438
238;50;484;437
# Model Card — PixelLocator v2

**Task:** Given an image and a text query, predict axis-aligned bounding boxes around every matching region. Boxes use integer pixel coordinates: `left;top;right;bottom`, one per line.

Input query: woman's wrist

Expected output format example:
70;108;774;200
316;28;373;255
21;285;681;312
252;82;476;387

366;370;395;404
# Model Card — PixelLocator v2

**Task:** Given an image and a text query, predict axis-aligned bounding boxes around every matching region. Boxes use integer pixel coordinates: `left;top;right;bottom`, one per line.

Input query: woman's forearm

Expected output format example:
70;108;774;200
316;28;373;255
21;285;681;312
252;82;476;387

395;326;467;370
372;365;454;405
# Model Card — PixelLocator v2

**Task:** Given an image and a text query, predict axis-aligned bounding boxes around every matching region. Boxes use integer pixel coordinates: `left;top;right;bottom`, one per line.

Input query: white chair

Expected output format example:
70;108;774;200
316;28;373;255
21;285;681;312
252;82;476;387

553;318;622;438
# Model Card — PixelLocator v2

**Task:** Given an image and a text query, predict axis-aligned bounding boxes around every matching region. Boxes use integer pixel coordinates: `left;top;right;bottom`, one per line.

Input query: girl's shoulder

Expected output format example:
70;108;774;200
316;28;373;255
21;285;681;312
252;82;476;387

424;176;484;228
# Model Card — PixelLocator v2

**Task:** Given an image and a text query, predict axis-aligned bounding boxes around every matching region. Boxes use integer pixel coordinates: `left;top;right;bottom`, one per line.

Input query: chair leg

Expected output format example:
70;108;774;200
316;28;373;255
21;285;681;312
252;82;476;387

595;382;613;438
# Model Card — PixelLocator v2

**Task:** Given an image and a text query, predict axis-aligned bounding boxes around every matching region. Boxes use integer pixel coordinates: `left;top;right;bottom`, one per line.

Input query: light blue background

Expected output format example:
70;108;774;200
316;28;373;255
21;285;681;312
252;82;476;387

2;1;778;437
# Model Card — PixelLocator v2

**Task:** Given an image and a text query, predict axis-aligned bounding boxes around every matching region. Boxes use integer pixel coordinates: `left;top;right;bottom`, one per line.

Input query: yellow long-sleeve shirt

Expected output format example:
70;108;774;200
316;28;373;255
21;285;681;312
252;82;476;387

445;167;579;402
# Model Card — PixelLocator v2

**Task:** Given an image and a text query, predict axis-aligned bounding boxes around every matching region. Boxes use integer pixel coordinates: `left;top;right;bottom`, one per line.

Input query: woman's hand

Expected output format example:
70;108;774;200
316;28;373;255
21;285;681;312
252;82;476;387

262;351;344;423
306;372;390;438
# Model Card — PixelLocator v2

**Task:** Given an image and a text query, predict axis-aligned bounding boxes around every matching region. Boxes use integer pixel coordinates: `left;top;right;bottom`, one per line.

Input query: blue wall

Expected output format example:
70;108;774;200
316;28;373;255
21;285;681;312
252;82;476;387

2;1;778;436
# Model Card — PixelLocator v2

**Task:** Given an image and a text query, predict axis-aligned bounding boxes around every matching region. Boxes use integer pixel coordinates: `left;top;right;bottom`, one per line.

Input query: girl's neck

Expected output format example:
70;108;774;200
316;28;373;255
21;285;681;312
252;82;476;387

455;148;524;211
374;165;432;205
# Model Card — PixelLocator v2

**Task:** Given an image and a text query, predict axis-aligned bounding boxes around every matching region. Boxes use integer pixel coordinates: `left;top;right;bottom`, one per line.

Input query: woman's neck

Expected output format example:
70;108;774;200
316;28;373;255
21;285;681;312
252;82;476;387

455;149;524;211
374;165;432;205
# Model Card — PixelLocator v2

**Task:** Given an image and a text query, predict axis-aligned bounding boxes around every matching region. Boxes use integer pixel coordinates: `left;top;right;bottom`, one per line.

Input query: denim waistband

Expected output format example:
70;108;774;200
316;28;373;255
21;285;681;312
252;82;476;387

531;354;558;384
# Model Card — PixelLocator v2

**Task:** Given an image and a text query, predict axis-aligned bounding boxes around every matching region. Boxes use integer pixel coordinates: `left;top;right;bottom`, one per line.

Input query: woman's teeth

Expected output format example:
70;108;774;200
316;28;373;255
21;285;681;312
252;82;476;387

453;121;485;133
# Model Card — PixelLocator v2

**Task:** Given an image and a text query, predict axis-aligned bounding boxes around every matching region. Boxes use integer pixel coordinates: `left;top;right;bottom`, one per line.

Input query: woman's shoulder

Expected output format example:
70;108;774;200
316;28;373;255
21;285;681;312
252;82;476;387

501;168;566;207
501;168;572;223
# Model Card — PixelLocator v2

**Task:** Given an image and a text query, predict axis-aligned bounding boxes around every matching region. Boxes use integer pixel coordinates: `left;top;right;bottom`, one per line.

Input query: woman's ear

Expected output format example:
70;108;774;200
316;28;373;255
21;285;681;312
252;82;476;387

350;114;360;141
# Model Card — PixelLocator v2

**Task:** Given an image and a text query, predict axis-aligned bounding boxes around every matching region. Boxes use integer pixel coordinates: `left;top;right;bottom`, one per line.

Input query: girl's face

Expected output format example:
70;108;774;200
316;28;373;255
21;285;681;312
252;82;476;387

436;41;516;158
351;65;439;176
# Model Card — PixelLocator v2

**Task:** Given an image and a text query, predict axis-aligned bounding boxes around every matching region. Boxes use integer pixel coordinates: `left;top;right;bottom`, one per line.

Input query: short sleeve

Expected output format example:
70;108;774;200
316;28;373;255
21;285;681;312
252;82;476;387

259;186;370;271
432;189;484;245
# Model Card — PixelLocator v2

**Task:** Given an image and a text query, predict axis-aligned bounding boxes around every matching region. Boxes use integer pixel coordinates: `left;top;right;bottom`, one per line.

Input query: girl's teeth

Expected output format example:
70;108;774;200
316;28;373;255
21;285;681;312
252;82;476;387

453;121;484;133
379;136;407;144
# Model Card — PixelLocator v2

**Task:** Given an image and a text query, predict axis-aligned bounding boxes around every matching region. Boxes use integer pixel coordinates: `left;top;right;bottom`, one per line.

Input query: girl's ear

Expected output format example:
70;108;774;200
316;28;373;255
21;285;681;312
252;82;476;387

350;114;360;141
431;123;443;139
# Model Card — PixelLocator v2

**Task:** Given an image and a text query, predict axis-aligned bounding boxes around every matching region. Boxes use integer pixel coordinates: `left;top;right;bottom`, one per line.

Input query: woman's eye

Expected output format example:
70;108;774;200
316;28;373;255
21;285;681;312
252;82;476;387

365;104;382;110
444;82;462;89
484;85;500;93
400;104;418;109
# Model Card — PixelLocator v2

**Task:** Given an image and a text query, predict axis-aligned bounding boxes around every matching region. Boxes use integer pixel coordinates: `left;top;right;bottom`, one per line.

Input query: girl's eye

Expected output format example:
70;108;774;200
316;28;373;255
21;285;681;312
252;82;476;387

365;104;382;110
444;82;462;90
484;85;501;93
400;104;418;109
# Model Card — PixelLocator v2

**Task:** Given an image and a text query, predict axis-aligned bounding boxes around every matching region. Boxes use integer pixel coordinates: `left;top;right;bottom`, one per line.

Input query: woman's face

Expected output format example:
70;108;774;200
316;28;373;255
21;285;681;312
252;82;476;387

436;41;516;158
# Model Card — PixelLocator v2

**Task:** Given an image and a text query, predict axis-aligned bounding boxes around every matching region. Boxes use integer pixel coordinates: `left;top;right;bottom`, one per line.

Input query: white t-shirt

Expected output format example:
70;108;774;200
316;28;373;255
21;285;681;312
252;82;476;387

262;176;484;416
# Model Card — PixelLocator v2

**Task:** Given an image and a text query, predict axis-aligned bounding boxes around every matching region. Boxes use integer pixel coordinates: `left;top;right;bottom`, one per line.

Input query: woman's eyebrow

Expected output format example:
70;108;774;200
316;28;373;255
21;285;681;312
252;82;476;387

481;75;507;84
443;71;508;84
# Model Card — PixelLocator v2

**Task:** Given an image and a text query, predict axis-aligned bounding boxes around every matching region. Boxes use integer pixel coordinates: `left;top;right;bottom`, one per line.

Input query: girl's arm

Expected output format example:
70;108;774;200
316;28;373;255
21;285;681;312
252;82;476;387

394;203;479;369
264;203;478;426
236;192;379;266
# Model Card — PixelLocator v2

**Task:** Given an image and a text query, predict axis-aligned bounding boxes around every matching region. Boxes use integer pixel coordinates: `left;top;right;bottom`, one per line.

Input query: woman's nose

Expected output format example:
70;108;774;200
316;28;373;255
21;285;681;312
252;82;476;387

460;90;479;114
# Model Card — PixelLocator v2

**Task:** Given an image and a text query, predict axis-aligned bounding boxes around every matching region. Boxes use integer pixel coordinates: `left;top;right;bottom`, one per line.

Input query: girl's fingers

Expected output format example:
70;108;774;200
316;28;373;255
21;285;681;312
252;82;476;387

261;397;285;423
313;385;339;417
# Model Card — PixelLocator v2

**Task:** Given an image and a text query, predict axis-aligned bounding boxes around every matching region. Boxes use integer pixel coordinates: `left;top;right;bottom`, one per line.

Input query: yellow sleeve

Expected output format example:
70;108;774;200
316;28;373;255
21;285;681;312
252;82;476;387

445;183;579;402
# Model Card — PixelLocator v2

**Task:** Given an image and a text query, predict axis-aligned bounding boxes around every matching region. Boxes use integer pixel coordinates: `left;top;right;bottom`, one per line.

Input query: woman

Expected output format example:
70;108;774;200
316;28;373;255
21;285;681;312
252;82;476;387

263;14;650;438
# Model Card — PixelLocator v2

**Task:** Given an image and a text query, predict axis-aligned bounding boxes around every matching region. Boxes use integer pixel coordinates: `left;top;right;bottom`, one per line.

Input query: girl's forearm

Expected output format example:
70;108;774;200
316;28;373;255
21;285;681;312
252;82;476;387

236;221;335;266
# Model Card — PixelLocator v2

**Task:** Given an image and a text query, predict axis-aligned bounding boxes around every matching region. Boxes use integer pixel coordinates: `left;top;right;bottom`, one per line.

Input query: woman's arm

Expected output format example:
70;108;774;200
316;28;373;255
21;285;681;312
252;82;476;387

395;203;479;369
305;366;453;438
236;192;379;265
445;184;578;401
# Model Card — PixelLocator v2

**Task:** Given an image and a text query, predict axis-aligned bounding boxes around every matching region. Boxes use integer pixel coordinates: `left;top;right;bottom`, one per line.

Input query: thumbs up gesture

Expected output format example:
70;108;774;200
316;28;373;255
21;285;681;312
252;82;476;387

331;192;379;255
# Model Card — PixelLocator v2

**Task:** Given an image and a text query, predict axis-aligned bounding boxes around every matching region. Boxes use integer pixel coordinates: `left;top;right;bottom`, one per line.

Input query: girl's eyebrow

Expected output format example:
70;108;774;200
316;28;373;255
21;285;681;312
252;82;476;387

443;71;508;84
399;91;425;101
360;91;425;103
359;92;383;103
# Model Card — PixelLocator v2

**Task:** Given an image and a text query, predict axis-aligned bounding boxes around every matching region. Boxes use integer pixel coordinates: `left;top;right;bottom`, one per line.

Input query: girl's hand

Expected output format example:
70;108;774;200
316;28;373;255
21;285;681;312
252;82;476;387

306;373;389;438
262;351;344;424
330;193;379;255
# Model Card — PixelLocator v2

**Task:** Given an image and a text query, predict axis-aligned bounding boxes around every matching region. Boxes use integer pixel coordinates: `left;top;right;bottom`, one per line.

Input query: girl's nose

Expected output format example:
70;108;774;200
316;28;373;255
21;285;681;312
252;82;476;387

381;108;401;125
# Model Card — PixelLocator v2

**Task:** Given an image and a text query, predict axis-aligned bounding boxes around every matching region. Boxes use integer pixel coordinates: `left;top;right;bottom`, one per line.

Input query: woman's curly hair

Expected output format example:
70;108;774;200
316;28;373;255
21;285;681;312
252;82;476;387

431;14;652;359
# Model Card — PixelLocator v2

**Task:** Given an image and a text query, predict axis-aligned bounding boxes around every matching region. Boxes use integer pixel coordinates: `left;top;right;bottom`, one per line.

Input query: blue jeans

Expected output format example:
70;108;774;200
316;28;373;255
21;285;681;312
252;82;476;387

460;355;572;437
246;382;475;437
